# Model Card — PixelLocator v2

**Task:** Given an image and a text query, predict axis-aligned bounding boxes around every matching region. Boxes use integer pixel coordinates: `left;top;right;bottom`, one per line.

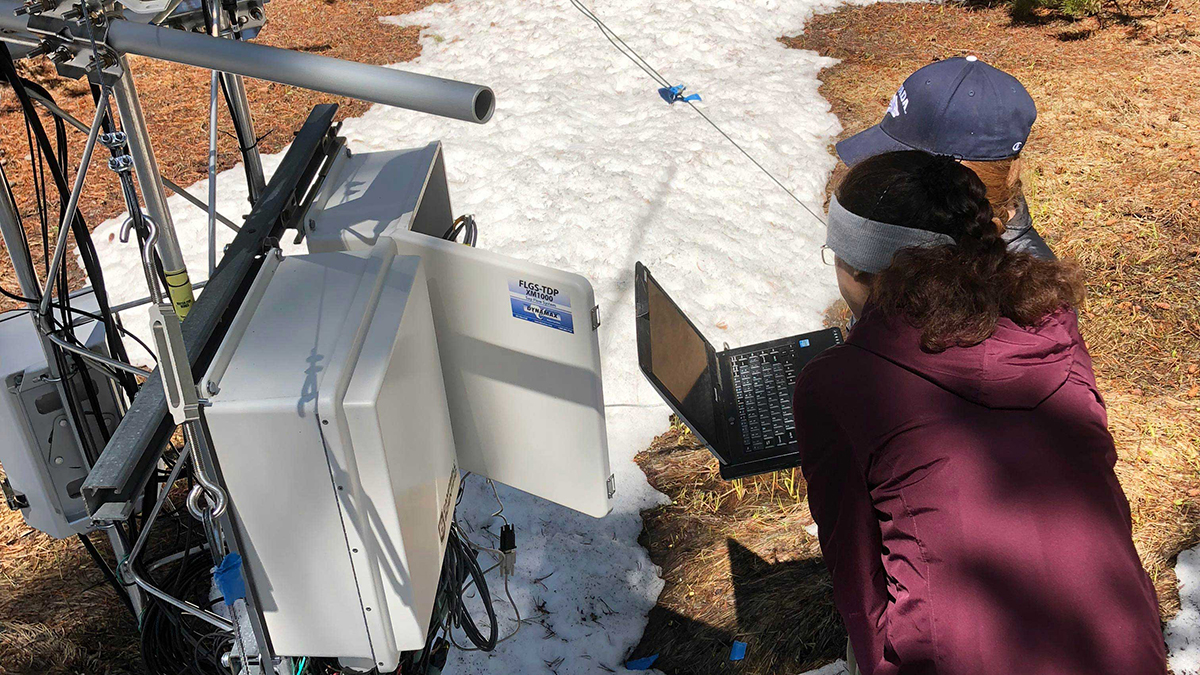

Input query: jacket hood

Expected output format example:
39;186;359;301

846;307;1079;410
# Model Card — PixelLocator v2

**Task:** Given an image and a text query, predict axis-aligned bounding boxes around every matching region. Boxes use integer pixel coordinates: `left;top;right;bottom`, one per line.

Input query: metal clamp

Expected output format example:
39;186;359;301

98;130;127;149
106;154;134;173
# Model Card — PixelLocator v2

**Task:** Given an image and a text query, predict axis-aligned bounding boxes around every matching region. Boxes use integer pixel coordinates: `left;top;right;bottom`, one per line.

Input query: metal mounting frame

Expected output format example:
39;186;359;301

82;103;344;520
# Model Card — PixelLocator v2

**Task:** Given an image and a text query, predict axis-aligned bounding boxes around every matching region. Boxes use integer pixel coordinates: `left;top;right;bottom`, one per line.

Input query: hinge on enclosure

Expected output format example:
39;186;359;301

606;474;616;499
2;478;29;511
592;305;601;331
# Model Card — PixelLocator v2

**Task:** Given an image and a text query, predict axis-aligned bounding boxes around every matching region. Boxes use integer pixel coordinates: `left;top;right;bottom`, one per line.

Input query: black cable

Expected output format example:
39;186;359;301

443;214;478;247
438;523;498;652
0;45;135;372
78;533;138;622
0;44;131;465
137;498;231;675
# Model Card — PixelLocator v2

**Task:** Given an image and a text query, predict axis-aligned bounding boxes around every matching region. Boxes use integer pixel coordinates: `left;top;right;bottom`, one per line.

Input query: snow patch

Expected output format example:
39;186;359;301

1167;548;1200;674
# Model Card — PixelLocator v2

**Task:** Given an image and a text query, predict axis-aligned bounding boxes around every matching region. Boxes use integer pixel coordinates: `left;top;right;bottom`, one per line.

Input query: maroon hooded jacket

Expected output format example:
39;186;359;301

793;307;1167;675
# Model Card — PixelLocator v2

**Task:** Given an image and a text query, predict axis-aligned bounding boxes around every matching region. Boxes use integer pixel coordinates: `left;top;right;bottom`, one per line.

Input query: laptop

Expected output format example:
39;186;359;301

634;262;843;479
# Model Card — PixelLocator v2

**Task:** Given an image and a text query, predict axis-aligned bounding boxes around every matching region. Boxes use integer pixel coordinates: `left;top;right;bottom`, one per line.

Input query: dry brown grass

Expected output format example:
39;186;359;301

0;464;138;674
631;421;843;674
636;1;1200;673
0;0;433;671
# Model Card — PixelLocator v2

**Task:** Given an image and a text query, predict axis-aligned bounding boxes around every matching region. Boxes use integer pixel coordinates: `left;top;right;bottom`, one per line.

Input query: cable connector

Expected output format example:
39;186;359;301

499;524;516;577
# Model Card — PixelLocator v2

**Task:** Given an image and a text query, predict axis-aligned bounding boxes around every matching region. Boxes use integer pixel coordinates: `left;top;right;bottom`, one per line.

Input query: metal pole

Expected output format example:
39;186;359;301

111;55;195;317
0;168;39;298
207;68;218;279
220;73;265;202
37;86;110;319
0;3;496;124
105;19;495;124
216;8;266;203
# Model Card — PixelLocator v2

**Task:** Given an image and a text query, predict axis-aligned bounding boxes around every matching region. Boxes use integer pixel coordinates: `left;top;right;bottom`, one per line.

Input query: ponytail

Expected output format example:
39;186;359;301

836;151;1084;352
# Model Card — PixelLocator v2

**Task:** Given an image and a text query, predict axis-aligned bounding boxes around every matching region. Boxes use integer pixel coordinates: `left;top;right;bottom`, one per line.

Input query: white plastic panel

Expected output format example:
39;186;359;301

304;143;453;252
301;147;612;517
204;243;456;666
389;231;612;518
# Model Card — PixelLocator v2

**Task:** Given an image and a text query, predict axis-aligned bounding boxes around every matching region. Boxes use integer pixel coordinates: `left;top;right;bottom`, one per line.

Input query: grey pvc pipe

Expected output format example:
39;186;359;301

105;20;495;124
0;5;494;123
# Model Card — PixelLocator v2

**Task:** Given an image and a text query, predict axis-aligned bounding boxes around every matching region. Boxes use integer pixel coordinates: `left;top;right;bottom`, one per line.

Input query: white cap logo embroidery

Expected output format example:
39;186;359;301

887;85;910;118
1012;141;1024;152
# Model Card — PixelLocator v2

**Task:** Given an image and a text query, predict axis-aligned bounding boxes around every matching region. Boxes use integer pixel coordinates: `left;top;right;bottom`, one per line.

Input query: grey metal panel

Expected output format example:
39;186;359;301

82;104;341;514
0;311;119;537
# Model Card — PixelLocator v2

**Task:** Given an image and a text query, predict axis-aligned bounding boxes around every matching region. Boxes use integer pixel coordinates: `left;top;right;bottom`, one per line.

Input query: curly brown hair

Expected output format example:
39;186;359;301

835;151;1085;352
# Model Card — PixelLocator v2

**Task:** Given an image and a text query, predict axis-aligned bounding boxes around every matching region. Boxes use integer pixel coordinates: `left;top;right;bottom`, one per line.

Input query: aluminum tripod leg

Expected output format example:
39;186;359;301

111;55;195;317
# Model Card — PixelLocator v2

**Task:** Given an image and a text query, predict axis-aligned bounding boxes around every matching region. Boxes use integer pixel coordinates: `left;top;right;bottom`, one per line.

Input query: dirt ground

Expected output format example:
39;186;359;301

0;1;432;672
633;1;1200;673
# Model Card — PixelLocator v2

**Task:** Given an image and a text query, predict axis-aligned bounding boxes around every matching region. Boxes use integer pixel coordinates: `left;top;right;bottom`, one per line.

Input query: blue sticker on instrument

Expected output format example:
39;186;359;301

798;339;810;348
509;279;574;334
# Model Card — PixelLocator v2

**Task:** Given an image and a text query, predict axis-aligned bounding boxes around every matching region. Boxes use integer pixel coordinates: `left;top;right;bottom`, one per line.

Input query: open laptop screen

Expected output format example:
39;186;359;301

639;268;720;447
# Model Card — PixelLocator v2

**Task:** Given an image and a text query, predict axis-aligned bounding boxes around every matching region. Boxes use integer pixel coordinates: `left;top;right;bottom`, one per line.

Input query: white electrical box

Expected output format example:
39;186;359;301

203;242;458;670
0;309;121;539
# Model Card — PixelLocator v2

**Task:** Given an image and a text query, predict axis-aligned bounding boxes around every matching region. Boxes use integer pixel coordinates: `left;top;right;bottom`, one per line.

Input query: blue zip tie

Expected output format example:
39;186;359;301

213;552;246;603
659;85;701;104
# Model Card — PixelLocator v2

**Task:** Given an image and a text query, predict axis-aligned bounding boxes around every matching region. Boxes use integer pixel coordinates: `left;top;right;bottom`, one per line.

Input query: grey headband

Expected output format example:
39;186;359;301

825;195;956;274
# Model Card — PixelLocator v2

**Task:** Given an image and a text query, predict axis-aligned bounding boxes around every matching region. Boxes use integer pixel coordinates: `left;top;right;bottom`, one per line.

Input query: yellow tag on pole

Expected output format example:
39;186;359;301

163;269;195;319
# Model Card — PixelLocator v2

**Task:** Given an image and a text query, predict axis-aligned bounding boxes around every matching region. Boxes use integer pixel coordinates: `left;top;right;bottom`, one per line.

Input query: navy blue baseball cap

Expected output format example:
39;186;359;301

835;56;1037;166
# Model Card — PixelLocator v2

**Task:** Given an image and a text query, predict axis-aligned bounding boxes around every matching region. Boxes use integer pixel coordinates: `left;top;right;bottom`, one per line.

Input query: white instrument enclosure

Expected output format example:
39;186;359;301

203;242;459;669
0;308;120;538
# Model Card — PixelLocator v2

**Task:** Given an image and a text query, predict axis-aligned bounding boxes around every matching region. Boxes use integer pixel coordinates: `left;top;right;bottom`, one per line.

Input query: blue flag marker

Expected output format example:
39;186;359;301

658;85;701;104
625;654;659;670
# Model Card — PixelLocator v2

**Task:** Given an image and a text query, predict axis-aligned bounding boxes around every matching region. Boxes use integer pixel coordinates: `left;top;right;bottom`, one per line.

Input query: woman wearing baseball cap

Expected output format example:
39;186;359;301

835;56;1054;260
798;150;1167;674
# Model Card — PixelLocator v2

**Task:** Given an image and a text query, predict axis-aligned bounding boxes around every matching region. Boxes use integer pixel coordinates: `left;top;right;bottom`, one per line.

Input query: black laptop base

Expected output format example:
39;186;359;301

716;327;843;479
719;450;806;480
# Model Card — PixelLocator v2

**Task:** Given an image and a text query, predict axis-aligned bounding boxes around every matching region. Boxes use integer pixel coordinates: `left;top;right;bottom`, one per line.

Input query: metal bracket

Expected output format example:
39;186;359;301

2;477;29;510
19;7;124;83
106;154;133;173
592;305;601;331
607;474;616;499
147;302;199;424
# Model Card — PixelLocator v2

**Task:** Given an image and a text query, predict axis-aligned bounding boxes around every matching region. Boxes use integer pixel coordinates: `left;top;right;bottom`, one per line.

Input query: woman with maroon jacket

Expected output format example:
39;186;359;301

797;150;1167;675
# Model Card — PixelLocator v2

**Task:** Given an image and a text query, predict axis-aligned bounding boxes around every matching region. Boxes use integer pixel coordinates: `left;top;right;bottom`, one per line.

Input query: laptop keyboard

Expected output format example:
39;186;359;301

731;344;800;453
